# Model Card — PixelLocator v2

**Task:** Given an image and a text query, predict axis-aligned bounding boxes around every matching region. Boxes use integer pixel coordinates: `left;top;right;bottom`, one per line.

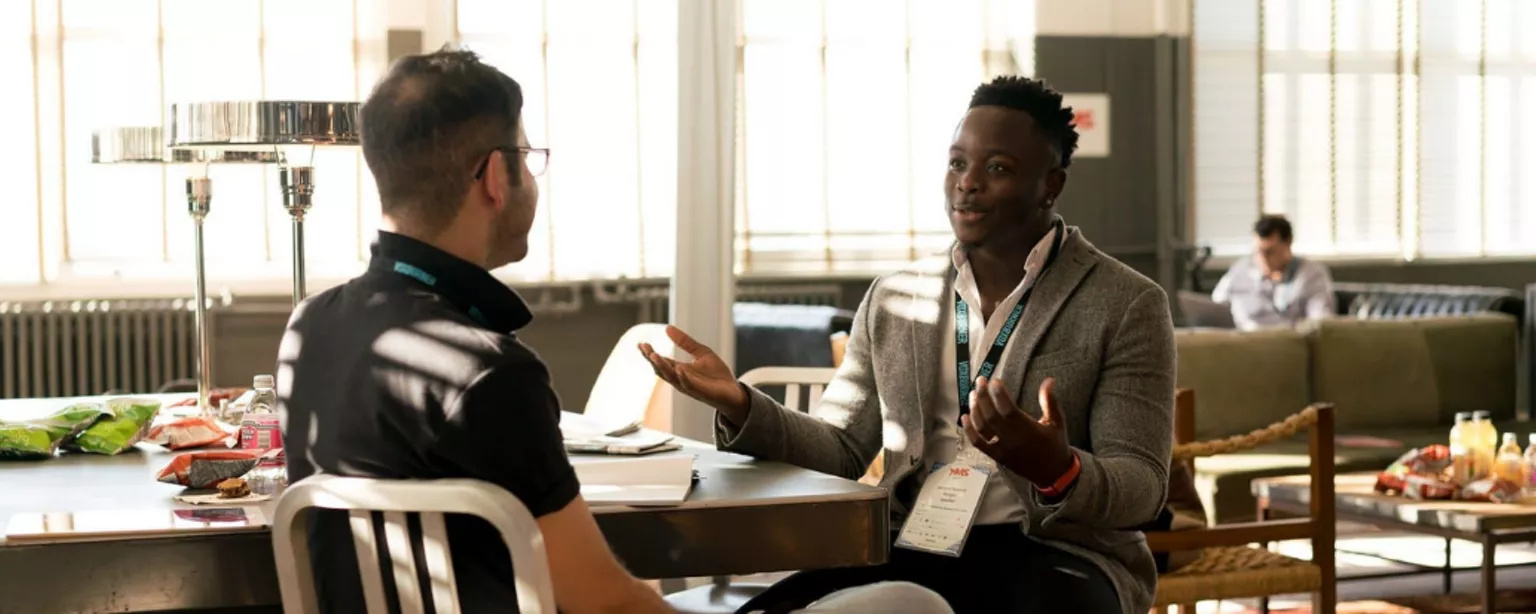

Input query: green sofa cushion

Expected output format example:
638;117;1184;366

1176;328;1311;441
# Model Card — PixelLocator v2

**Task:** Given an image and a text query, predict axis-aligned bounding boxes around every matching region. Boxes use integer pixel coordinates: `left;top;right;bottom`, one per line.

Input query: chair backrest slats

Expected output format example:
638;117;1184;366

739;367;837;414
347;510;391;614
275;476;555;614
382;510;426;614
419;511;462;614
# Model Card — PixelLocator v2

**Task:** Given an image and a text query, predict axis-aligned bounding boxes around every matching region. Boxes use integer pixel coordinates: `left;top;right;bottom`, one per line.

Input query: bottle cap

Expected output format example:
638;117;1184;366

253;374;275;389
1473;410;1492;419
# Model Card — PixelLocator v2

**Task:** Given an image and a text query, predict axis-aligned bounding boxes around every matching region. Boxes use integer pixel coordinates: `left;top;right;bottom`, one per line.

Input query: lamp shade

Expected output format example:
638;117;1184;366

92;126;282;164
167;101;361;150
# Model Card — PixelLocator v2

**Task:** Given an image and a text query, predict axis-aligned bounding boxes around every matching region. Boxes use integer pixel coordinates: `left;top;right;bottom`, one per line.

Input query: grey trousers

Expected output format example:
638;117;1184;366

787;581;954;614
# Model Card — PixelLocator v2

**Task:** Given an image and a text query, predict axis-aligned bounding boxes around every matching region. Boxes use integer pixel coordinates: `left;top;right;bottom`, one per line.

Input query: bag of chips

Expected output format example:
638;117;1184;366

65;397;161;455
1403;474;1458;500
1462;477;1522;503
1375;445;1454;494
147;416;236;450
156;449;263;488
0;402;109;459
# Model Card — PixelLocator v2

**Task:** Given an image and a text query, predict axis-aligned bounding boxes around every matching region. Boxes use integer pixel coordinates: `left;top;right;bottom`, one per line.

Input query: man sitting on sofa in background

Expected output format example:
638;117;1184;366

1212;214;1335;330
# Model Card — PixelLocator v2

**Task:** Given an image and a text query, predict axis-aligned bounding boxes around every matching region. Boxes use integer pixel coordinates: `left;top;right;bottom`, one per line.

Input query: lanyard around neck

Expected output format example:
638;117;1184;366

953;221;1065;425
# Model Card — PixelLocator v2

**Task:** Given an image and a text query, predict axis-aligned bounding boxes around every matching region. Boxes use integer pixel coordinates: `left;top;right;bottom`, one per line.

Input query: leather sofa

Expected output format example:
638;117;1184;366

1176;314;1521;524
1333;282;1524;322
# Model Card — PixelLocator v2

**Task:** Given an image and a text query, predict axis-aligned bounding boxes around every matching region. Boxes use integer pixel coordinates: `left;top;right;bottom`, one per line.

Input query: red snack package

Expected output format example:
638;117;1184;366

1461;478;1522;503
1403;474;1458;500
147;416;235;450
156;449;262;488
1404;445;1453;474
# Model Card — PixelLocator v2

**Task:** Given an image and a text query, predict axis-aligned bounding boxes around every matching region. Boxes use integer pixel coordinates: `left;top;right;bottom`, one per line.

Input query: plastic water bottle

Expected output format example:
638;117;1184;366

240;374;286;493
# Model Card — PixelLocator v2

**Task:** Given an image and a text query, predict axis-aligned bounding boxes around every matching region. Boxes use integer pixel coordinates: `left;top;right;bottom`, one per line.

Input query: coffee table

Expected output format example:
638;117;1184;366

1254;472;1536;614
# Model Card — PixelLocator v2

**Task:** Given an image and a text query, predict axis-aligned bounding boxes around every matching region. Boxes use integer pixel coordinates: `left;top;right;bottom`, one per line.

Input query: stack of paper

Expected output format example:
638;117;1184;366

565;432;680;456
559;411;642;440
572;454;695;507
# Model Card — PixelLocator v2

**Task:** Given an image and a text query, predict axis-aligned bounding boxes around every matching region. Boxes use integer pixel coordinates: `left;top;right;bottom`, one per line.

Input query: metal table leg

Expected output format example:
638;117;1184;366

1482;538;1497;614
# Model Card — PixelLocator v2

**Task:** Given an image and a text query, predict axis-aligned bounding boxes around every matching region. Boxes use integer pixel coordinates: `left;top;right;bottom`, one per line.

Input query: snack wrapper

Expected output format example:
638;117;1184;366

1461;477;1522;503
156;449;263;488
65;397;161;455
0;402;109;459
1402;474;1458;500
147;416;237;450
1374;445;1454;494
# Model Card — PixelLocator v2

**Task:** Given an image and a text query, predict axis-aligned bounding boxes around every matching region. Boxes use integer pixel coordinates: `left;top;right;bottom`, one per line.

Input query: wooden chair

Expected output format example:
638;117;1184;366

1147;389;1337;614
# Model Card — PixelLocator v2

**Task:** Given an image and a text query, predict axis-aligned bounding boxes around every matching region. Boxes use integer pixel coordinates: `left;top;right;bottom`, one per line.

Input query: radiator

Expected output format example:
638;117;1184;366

0;299;214;399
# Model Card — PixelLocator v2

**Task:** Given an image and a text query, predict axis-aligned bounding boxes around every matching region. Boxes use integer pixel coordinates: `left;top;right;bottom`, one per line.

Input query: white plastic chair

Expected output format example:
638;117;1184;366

586;323;675;430
272;474;557;614
666;366;837;614
738;366;838;413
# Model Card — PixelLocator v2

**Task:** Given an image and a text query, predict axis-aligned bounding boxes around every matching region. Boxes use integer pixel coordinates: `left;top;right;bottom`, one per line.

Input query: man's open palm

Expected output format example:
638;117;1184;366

637;326;748;413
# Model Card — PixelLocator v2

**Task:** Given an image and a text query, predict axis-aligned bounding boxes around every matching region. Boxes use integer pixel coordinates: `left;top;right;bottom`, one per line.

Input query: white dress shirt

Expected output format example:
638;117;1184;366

1211;255;1335;331
922;225;1059;526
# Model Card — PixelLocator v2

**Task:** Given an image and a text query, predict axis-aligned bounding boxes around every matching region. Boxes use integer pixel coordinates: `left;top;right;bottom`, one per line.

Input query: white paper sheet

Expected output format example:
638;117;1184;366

571;454;695;507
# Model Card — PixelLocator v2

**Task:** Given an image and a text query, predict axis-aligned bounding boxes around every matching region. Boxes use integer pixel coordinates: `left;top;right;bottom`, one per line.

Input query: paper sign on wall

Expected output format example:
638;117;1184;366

1060;93;1110;158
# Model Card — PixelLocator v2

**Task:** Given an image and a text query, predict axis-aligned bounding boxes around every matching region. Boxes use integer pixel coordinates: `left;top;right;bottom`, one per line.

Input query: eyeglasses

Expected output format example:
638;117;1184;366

474;146;550;180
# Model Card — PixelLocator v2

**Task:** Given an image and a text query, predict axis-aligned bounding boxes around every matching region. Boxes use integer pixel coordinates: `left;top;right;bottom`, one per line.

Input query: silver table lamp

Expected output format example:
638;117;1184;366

166;101;362;305
91;127;279;413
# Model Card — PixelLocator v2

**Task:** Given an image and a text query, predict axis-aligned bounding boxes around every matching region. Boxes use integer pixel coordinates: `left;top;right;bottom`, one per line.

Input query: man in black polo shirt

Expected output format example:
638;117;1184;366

276;49;672;614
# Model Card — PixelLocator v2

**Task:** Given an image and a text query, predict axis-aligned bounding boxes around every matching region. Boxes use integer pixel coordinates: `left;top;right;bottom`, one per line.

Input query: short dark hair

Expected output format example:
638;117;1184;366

968;76;1081;169
1254;215;1293;243
361;48;523;234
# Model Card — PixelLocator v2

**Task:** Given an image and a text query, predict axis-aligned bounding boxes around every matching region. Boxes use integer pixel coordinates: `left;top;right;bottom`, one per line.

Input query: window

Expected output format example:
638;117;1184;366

456;0;680;282
3;0;386;295
737;0;1036;275
1193;0;1536;259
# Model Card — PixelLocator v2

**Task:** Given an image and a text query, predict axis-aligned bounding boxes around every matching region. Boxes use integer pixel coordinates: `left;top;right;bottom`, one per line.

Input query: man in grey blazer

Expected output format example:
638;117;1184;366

641;76;1175;614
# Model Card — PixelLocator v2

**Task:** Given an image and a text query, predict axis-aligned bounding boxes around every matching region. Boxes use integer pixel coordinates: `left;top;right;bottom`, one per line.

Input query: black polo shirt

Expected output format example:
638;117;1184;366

278;231;580;614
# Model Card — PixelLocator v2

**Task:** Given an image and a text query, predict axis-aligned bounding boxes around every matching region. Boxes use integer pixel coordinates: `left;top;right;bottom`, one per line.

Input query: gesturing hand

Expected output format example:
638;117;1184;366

637;326;750;419
960;376;1075;488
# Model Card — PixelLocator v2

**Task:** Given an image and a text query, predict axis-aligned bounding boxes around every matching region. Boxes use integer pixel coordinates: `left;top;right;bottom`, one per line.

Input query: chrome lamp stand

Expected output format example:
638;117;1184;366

91;127;277;413
167;101;361;305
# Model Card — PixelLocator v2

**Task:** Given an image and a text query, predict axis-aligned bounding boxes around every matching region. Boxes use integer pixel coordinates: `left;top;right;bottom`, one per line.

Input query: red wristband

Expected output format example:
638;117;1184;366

1036;451;1081;497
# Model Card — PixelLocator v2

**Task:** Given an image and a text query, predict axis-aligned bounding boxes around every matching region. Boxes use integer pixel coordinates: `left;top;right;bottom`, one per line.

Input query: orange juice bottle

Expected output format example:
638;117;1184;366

1450;413;1476;484
1495;432;1527;485
1473;411;1498;480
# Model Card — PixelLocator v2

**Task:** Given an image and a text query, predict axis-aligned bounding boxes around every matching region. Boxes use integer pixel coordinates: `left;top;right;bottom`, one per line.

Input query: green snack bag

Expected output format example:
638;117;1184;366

33;402;110;439
0;402;108;460
0;424;61;459
66;397;161;455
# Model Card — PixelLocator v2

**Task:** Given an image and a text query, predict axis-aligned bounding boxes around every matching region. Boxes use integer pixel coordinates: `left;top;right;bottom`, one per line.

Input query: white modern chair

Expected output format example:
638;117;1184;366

665;366;837;614
272;474;557;614
585;323;675;431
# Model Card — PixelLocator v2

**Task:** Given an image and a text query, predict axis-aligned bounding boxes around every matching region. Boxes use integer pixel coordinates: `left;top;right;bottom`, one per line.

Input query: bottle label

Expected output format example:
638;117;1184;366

240;414;285;467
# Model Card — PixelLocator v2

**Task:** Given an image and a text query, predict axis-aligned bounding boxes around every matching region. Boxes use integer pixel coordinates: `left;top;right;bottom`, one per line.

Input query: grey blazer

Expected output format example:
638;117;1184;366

717;226;1176;614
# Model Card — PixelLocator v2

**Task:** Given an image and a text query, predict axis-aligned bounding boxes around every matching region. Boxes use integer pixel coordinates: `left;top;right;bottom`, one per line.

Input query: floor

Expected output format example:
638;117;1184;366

1197;522;1536;613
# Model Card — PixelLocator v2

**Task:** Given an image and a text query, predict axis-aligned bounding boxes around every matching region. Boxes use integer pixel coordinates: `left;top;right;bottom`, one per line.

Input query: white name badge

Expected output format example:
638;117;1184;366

894;460;991;557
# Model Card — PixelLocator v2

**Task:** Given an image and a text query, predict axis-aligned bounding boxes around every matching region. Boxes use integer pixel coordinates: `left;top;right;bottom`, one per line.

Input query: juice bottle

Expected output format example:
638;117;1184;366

1473;411;1498;480
1495;432;1526;485
1524;434;1536;496
1450;412;1475;484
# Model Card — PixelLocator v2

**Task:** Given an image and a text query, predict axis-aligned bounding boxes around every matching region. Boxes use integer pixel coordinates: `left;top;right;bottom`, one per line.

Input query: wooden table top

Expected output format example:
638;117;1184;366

1253;472;1536;534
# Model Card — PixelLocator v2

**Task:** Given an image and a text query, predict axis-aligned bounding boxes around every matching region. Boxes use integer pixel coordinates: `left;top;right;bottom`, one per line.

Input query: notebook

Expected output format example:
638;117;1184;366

572;453;695;507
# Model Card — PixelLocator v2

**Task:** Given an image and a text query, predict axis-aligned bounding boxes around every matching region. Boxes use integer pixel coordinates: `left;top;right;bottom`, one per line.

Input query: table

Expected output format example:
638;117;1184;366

0;398;889;614
1254;472;1536;614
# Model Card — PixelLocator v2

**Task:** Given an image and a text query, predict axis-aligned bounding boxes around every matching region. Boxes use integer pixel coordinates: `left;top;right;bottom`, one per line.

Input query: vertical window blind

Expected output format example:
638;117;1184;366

1192;0;1536;259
